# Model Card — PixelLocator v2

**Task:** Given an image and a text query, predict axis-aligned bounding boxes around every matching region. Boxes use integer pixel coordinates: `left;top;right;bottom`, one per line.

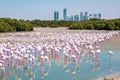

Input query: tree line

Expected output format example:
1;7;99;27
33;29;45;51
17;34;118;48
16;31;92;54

30;20;74;28
0;18;33;32
0;18;120;32
30;18;120;30
69;19;120;30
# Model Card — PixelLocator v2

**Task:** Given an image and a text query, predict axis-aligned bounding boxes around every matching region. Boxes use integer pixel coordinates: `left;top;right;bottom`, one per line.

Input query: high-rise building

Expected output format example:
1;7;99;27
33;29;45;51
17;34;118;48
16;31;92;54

56;12;59;20
66;16;69;21
93;14;97;19
89;14;92;19
80;12;84;21
54;11;56;20
63;8;67;21
84;12;89;20
74;15;79;21
70;16;74;21
67;16;74;21
54;11;59;21
98;13;101;19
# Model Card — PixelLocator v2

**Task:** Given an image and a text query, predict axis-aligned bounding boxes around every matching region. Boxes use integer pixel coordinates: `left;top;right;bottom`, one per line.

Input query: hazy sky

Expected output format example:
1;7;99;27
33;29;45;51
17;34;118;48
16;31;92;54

0;0;120;20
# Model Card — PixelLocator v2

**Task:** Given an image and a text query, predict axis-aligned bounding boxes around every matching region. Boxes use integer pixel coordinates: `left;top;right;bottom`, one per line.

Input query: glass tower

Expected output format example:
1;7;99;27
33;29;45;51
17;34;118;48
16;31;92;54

70;16;74;21
89;14;92;20
93;14;97;19
80;12;83;21
63;8;67;21
54;11;59;21
98;13;101;19
84;12;88;20
74;15;79;21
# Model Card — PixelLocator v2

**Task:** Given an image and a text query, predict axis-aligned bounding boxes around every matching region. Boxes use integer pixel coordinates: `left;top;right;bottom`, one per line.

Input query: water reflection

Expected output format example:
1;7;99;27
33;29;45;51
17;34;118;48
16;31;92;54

0;31;119;80
0;49;114;80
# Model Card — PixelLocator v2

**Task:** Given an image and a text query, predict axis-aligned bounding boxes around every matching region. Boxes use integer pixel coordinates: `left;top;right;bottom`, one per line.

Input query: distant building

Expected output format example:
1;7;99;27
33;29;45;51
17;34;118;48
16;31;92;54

89;14;92;19
84;12;89;20
93;14;97;19
54;11;59;21
63;8;67;21
67;16;74;21
54;11;56;20
98;13;101;19
80;12;84;21
66;16;70;21
54;8;102;21
74;15;79;21
70;16;74;21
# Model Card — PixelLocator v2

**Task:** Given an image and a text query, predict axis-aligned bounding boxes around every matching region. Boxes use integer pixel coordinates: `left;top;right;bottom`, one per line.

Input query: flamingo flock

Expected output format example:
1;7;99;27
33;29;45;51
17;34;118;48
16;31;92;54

0;30;119;79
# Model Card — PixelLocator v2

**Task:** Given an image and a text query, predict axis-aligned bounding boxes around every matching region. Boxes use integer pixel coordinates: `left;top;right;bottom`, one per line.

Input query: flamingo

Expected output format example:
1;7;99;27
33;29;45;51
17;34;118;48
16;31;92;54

108;50;113;72
0;31;119;79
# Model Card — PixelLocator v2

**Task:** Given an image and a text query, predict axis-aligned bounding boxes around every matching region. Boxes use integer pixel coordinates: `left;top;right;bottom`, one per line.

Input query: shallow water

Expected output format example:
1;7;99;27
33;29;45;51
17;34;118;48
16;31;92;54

1;48;120;80
0;32;120;80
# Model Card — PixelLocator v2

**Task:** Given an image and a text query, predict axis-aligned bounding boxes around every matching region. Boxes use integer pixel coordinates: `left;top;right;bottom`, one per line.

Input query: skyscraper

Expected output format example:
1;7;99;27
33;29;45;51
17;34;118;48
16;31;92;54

66;16;69;21
98;13;101;19
89;14;92;19
63;8;67;21
54;11;56;20
54;11;59;21
93;14;97;19
84;12;88;20
80;12;84;21
74;15;79;21
70;16;74;21
56;12;59;20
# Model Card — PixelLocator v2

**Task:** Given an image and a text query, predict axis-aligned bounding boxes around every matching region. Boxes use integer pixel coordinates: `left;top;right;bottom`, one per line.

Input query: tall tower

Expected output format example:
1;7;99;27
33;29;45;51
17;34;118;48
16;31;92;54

98;13;101;19
84;12;88;20
70;16;74;21
63;8;67;21
54;11;56;21
54;11;59;21
80;12;83;21
93;14;97;19
56;12;59;20
74;15;79;21
89;14;92;20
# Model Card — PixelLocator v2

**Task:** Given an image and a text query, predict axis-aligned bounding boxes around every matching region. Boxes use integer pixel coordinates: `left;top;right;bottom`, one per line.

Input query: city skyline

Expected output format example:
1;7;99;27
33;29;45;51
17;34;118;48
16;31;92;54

54;8;101;21
0;0;120;20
